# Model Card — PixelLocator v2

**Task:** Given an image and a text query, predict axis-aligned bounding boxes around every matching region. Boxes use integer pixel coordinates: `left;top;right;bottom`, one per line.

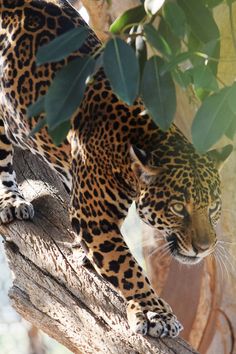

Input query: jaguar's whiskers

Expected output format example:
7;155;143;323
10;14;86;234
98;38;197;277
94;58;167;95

213;239;236;280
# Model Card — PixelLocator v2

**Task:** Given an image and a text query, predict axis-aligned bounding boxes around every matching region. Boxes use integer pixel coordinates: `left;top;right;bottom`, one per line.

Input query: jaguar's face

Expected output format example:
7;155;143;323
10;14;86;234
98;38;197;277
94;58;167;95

136;178;221;265
131;143;232;265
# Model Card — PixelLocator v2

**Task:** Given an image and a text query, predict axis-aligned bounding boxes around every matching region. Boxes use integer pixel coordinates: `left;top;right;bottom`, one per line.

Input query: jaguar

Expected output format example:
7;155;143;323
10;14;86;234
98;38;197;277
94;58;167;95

0;0;232;338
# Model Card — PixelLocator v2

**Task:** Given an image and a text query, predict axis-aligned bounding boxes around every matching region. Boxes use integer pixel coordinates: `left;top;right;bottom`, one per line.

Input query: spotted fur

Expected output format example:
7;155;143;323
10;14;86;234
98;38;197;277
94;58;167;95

0;0;231;338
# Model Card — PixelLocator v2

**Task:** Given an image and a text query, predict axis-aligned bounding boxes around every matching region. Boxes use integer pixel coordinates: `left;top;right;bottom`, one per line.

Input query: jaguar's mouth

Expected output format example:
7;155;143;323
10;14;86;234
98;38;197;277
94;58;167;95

171;249;202;265
166;236;202;265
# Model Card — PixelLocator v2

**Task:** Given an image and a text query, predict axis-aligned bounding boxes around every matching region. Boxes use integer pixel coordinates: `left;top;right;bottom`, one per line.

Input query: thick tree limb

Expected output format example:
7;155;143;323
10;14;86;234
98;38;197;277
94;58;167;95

0;149;198;354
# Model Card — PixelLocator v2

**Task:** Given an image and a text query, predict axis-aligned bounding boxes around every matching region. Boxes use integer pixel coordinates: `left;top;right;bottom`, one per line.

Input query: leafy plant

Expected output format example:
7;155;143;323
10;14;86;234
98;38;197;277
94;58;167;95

28;0;236;152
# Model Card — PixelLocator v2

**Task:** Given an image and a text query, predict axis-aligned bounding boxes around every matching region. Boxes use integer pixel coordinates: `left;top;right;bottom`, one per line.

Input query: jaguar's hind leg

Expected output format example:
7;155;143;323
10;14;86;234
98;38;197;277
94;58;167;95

0;119;34;224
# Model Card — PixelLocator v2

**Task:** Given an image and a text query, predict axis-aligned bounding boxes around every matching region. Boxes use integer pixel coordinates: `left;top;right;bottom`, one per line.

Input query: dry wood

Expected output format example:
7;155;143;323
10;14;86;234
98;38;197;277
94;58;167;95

0;149;198;354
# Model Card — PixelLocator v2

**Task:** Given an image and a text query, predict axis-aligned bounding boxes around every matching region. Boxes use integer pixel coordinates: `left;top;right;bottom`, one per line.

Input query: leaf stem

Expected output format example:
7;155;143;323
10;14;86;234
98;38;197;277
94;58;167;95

194;51;236;63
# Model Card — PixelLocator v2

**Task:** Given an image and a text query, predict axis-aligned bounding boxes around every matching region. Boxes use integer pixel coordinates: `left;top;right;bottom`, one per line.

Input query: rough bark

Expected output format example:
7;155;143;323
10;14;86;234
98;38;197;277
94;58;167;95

0;148;198;354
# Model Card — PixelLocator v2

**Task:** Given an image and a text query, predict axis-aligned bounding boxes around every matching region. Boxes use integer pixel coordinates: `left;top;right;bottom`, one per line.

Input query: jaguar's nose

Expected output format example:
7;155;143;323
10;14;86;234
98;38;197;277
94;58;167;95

191;239;211;253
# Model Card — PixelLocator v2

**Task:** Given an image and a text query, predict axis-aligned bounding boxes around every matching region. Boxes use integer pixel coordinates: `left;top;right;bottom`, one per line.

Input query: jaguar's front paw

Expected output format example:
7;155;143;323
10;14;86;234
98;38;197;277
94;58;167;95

146;310;183;337
127;298;183;338
72;243;91;267
0;197;34;223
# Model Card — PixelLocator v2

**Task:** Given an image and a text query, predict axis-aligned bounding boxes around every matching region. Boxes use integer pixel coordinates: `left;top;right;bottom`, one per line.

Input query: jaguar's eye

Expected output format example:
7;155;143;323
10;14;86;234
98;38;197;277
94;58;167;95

170;203;185;217
209;201;220;215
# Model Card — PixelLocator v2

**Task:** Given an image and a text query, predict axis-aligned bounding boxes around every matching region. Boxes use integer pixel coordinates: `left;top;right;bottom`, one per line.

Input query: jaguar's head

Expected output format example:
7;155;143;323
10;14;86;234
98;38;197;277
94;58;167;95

131;138;232;265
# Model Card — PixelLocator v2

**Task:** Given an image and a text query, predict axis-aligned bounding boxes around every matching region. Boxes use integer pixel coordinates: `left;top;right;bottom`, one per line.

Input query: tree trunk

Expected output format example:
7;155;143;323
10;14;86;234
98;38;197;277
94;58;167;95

1;148;198;354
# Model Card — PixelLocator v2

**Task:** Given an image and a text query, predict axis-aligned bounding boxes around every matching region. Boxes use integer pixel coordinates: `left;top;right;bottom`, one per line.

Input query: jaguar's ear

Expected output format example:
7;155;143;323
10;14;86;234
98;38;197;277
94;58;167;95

207;144;233;171
130;145;158;183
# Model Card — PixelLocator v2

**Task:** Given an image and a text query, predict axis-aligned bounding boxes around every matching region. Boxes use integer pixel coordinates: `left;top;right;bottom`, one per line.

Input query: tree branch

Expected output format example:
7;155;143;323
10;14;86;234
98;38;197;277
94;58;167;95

0;149;198;354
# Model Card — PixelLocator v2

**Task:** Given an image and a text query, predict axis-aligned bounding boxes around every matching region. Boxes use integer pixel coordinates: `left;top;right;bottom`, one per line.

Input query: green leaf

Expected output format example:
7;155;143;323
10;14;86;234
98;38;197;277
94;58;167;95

191;65;218;92
177;0;220;43
201;38;220;74
195;88;210;101
201;38;220;59
227;82;236;114
141;56;176;130
144;23;172;58
161;52;191;74
225;83;236;139
172;69;191;89
27;95;45;117
29;118;46;137
163;2;187;38
188;31;201;59
158;18;181;55
109;5;146;34
36;27;89;65
205;0;222;8
103;38;139;105
91;54;103;77
49;120;71;146
225;117;236;140
144;0;165;15
188;38;220;76
192;88;235;152
45;56;95;130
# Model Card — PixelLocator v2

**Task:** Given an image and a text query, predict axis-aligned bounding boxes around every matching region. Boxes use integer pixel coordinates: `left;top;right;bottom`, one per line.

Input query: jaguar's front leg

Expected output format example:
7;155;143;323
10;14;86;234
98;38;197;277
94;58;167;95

0;118;34;223
70;206;183;338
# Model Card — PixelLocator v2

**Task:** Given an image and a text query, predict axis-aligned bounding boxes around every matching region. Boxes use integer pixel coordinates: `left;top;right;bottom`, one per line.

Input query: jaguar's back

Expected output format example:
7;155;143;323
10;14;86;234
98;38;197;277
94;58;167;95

0;0;100;187
0;0;232;338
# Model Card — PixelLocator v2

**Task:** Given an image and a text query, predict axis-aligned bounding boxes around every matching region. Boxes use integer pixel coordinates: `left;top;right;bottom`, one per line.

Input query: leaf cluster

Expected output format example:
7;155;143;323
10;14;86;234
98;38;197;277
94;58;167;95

28;0;236;152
